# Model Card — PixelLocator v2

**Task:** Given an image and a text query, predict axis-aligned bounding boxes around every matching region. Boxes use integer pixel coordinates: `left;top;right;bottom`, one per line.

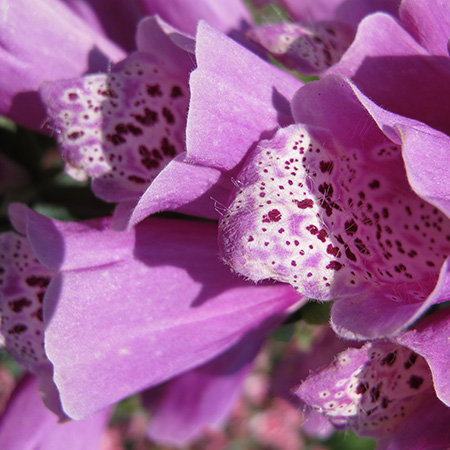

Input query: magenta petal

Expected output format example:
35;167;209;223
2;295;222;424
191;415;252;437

399;0;450;56
187;21;302;172
144;331;266;445
0;0;124;131
328;12;450;135
0;374;109;450
140;0;252;36
16;210;300;419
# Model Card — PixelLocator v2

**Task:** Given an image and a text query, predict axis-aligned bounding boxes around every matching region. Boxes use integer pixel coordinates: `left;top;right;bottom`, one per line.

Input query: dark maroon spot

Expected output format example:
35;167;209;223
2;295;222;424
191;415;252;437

397;263;410;274
248;236;254;242
9;324;27;335
404;353;418;369
161;138;176;156
407;375;424;389
33;308;43;322
345;247;357;262
344;219;358;236
354;238;370;255
294;199;314;209
262;209;282;223
127;124;142;136
26;276;50;288
317;229;328;242
68;92;79;101
133;108;158;126
170;86;183;98
68;131;84;140
326;261;342;271
370;382;382;402
319;161;334;174
152;149;163;160
107;134;126;146
381;396;392;409
147;84;162;96
356;382;368;394
327;244;340;257
162;107;175;124
9;298;32;313
98;88;117;98
306;225;318;235
369;180;380;189
128;175;147;184
115;124;128;134
381;351;397;367
426;261;435;267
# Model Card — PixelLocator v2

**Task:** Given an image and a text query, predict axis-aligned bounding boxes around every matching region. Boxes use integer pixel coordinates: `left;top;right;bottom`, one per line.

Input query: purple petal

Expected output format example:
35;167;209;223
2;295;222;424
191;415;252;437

13;207;300;419
140;0;253;36
328;12;450;135
219;75;450;338
399;0;450;56
247;21;353;75
0;373;109;450
187;21;302;172
0;0;125;131
295;341;434;438
144;330;266;446
40;42;191;202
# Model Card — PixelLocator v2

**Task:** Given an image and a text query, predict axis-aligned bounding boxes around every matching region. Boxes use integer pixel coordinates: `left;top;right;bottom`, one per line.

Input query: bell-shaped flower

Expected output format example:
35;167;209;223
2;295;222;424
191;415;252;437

0;203;302;422
295;307;450;449
39;17;194;213
246;0;400;75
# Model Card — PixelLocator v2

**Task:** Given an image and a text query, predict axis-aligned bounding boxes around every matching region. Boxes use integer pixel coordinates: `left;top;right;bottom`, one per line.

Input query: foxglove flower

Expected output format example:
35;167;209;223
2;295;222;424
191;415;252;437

246;0;400;75
177;22;450;339
0;203;301;422
40;17;194;212
1;0;252;131
296;307;450;449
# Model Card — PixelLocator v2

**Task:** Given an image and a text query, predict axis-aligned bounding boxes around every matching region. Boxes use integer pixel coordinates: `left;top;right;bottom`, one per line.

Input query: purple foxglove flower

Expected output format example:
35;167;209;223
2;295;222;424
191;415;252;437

3;203;301;420
40;17;194;211
0;0;126;131
0;373;110;450
295;307;450;449
246;21;354;75
327;5;450;135
209;69;450;339
246;0;400;75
